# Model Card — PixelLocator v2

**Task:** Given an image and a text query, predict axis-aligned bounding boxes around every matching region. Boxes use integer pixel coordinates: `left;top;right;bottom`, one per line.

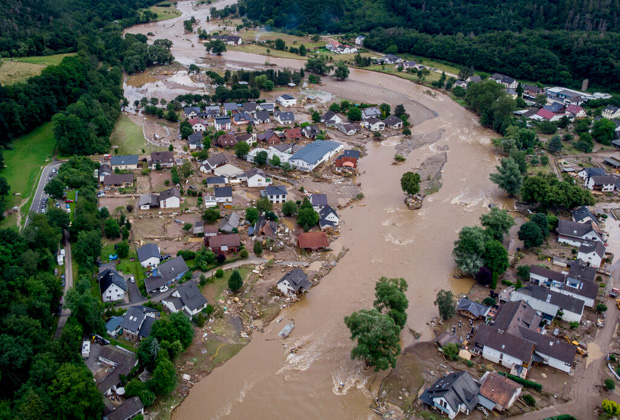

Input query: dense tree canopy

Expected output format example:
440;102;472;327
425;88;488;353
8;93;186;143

344;309;401;371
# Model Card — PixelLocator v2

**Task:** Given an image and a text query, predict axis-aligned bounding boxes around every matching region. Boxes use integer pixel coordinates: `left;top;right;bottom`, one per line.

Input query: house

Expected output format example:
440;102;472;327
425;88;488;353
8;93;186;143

399;61;417;70
144;256;189;294
241;102;257;114
335;154;358;170
203;225;219;237
233;112;253;125
214;186;233;203
111;155;139;170
466;75;482;84
456;298;490;320
288;140;343;171
586;175;617;191
96;345;138;394
478;372;522;412
274;111;295;125
510;284;584;323
204;105;221;118
243;168;271;187
119;306;159;342
277;268;312;295
150;151;174;169
261;185;287;203
212;34;242;45
321;110;342;125
302;125;320;138
454;80;468;89
106;396;144;420
270;143;293;154
207;233;241;254
250;215;277;238
184;107;201;118
577;240;606;268
361;107;381;120
535;108;556;121
193;221;204;236
99;163;112;182
137;243;161;268
102;174;134;188
203;194;217;208
384;115;403;129
216;133;238;148
218;212;241;233
139;193;160;210
162;282;208;317
254;110;270;124
236;133;257;146
223;102;238;114
285;127;302;141
543;102;565;113
310;193;328;211
257;129;281;144
434;332;462;348
364;117;385;131
572;206;598;225
378;54;402;64
419;371;480;420
200;153;228;173
258;102;276;113
578;167;606;181
188;117;207;132
105;316;123;338
529;265;565;286
355;35;365;46
602;105;620;120
490;73;518;89
276;94;296;107
297;232;329;251
551;261;598;307
318;205;339;229
159;187;181;208
557;219;603;246
206;176;227;188
566;104;587;118
337;123;361;136
604;157;620;169
188;132;204;150
99;267;128;303
214;116;232;130
522;85;542;99
214;163;243;178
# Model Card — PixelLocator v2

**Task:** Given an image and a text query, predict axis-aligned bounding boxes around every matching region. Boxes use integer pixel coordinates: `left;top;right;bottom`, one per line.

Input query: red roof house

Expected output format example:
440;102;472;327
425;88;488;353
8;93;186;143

536;108;555;121
297;232;329;251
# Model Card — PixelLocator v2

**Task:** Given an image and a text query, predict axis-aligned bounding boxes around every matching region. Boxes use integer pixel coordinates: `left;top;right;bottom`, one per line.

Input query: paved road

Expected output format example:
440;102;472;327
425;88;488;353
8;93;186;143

26;161;63;226
54;230;73;339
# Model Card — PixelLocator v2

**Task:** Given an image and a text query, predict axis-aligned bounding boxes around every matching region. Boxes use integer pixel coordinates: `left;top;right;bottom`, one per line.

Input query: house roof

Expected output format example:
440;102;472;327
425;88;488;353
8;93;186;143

188;132;203;145
298;232;329;249
223;102;238;111
97;346;137;393
457;298;489;318
205;153;228;168
566;104;584;114
99;268;128;294
277;268;312;292
255;110;270;121
529;265;566;282
591;175;618;185
279;94;295;100
111;155;139;166
102;174;134;186
208;233;241;249
157;256;189;282
214;163;243;178
254;216;277;238
99;163;112;174
567;260;596;283
536;108;556;120
270;143;292;153
543;103;564;113
214;186;233;198
515;284;584;315
286;127;302;138
219;212;241;232
244;167;266;178
302;125;320;137
492;300;540;335
105;316;123;332
557;219;598;239
517;326;576;364
265;185;287;196
491;73;515;84
419;372;480;414
215;116;231;125
207;176;227;185
310;194;328;207
151;151;174;165
384;115;403;126
362;107;381;118
106;396;144;420
174;282;208;311
217;134;238;147
343;149;361;159
475;324;535;363
366;117;382;125
572;206;598;224
479;372;521;408
159;187;180;201
138;316;156;339
137;243;160;263
322;110;338;121
289;140;342;165
579;240;606;258
236;133;253;143
275;111;295;122
241;102;257;112
233;112;253;123
120;306;157;333
139;193;159;207
434;331;461;348
319;205;338;220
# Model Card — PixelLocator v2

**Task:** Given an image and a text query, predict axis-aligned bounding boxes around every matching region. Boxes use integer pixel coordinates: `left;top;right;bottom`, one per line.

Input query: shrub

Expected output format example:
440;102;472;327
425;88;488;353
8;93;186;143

215;268;224;278
597;303;608;313
498;372;542;391
204;304;214;315
183;223;192;231
193;312;206;327
240;249;249;259
442;343;459;361
569;321;579;329
228;270;243;292
254;241;263;256
523;394;536;407
482;297;496;306
611;354;617;362
199;274;207;286
604;378;616;390
394;155;406;162
517;265;530;281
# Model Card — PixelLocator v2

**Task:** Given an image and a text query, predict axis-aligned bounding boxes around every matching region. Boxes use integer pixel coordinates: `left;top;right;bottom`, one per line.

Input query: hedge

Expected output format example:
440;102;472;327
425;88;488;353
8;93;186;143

543;416;576;420
497;372;542;391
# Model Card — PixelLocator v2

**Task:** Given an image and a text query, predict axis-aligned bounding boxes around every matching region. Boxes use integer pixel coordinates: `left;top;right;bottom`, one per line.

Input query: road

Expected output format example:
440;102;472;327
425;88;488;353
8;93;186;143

26;161;63;226
53;230;73;339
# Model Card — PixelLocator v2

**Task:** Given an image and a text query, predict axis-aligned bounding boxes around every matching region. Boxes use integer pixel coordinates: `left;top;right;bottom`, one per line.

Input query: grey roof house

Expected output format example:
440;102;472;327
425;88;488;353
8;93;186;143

419;371;480;420
119;306;159;342
277;268;312;295
163;282;208;317
145;256;189;293
457;298;490;319
99;268;128;303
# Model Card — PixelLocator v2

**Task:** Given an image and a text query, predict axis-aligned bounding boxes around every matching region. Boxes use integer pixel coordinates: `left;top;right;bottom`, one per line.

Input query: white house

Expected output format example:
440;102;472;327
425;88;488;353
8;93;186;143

586;175;617;191
214;186;233;203
384;115;403;129
99;268;128;303
261;185;287;203
243;168;271;187
246;148;290;164
319;205;339;229
162;282;208;317
572;206;598;225
510;284;584;324
419;372;480;420
577;167;606;181
528;265;565;286
361;106;381;120
138;193;160;210
490;73;519;89
137;243;161;268
557;219;603;246
602;105;620;120
203;194;217;208
159;187;181;208
274;111;295;125
188;118;207;132
337;123;360;136
214;163;244;178
214;116;231;130
355;35;365;46
200;153;228;174
277;268;312;295
363;117;385;131
578;241;606;268
276;94;296;107
478;372;522;413
288;140;343;171
258;102;276;113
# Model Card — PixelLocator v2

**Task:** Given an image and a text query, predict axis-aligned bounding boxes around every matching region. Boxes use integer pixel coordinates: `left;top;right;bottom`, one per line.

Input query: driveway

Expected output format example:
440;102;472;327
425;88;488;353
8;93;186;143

126;274;147;304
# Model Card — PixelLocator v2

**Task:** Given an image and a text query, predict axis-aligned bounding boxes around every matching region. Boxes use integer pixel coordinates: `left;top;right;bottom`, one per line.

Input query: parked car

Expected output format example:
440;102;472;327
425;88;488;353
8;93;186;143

160;286;169;292
65;199;74;203
129;276;135;283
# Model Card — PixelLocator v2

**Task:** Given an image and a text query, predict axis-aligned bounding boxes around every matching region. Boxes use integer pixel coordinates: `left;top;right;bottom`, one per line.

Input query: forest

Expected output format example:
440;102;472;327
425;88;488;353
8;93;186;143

241;0;620;91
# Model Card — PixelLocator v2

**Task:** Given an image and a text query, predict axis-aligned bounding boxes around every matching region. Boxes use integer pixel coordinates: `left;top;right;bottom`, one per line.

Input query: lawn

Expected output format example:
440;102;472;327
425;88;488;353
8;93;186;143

0;53;76;85
0;122;56;228
207;267;251;301
147;5;182;21
111;114;166;155
101;243;148;296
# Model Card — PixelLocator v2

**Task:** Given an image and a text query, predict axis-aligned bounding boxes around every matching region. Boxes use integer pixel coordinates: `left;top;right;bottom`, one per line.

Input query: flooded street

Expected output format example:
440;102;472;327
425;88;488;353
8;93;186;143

124;2;507;418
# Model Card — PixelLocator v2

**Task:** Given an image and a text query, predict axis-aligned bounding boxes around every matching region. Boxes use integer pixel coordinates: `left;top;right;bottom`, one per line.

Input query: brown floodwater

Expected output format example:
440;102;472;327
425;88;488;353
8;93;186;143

124;3;509;418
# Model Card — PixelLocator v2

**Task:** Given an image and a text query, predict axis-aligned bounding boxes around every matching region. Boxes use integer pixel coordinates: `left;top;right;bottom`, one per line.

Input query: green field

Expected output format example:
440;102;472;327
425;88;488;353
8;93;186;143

111;114;165;155
0;53;76;85
148;5;182;21
0;122;56;227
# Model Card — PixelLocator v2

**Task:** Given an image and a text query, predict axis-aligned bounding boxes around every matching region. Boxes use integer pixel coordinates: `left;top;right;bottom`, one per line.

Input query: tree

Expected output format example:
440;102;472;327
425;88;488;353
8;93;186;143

548;135;563;153
228;270;243;292
434;289;455;320
305;55;331;75
400;171;421;196
74;230;102;266
442;343;459;360
48;363;103;419
347;107;362;121
44;178;65;200
394;105;407;119
483;240;509;274
602;399;620;416
253;240;263;256
490;157;523;197
47;207;70;230
453;226;487;276
334;61;349;80
517;265;530;281
126;379;156;407
538;121;557;135
344;309;401;371
534;94;547;107
282;200;298;216
596;303;608;313
149;351;177;396
256;196;272;212
605;379;616;390
206;39;227;54
104;218;121;239
530;213;549;237
379;103;391;119
373;277;409;329
518;222;544;248
116;241;130;258
480;207;515;241
274;38;286;50
183;223;192;231
269;154;281;167
180;121;193;139
165;109;179;122
297;207;319;231
592;119;616;145
234;141;250;158
311;110;321;123
475;266;492;286
254;151;268;166
299;44;307;56
202;208;220;223
245;207;259;224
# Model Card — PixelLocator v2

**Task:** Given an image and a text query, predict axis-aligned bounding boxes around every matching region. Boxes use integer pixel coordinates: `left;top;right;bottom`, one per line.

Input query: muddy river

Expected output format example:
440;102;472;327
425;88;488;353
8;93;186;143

125;3;508;418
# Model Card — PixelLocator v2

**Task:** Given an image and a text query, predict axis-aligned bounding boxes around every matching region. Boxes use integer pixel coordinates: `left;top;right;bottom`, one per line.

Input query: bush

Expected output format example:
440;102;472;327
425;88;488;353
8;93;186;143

193;312;206;327
254;241;263;256
597;303;608;313
569;321;579;329
604;378;616;390
199;275;207;286
523;394;536;407
240;249;249;259
183;223;192;231
611;354;617;362
394;155;406;162
204;304;214;315
498;372;542;391
517;265;530;281
442;343;459;361
215;268;224;278
482;297;496;306
228;270;243;292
